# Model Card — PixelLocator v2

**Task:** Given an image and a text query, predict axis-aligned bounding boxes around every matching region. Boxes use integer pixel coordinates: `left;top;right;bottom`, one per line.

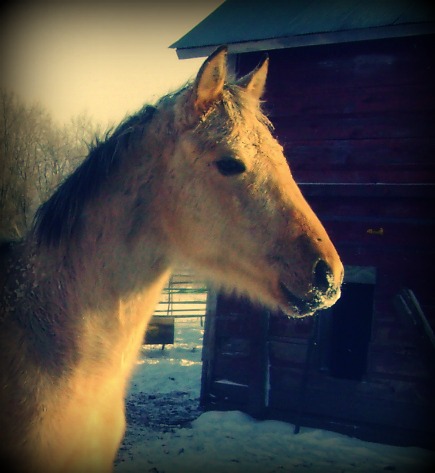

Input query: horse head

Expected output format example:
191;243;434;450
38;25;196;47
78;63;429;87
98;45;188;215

159;46;343;317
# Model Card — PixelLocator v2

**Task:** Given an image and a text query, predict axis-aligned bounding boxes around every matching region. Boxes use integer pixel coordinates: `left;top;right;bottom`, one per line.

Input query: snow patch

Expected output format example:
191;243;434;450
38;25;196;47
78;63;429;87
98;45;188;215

214;379;249;387
115;318;434;472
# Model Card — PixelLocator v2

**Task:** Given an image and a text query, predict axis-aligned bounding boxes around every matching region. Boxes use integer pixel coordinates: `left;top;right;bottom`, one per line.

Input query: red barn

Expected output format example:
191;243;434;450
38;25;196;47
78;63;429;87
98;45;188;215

171;0;435;448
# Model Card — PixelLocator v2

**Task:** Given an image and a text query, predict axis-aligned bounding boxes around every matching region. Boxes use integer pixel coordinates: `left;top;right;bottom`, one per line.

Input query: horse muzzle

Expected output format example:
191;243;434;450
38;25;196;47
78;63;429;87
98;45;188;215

275;258;343;318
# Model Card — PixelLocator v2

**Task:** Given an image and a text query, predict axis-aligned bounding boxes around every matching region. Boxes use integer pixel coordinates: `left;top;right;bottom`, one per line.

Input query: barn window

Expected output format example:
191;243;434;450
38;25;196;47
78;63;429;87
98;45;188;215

318;266;376;381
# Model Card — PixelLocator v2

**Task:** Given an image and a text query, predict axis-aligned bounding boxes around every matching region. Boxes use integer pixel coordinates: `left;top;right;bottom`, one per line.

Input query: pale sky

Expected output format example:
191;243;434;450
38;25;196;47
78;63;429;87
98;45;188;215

1;1;223;126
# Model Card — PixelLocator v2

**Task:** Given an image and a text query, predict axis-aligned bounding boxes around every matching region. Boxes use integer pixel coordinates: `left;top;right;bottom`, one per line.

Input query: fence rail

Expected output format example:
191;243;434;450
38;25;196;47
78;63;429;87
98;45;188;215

153;269;208;319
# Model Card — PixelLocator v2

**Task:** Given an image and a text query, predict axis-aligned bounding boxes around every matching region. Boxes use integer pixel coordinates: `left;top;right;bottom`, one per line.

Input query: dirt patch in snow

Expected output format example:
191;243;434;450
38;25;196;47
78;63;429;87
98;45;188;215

125;390;203;432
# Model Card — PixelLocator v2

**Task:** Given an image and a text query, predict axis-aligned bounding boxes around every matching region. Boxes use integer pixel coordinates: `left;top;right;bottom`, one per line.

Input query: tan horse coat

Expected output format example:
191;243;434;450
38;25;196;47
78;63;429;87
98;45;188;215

0;47;342;472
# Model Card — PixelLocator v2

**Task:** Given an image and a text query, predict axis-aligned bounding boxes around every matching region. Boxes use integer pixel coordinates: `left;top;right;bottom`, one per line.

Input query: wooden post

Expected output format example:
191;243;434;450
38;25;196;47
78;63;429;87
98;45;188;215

247;308;270;417
200;288;218;407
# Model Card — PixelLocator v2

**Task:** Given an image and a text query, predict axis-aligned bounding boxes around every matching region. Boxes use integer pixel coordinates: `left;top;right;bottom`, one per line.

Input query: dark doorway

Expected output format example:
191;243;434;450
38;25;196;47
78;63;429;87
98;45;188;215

329;282;375;380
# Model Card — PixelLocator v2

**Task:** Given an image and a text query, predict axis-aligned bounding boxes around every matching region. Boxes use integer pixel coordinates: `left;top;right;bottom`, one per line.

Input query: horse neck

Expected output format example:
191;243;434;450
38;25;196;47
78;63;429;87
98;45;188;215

29;113;178;356
78;165;169;291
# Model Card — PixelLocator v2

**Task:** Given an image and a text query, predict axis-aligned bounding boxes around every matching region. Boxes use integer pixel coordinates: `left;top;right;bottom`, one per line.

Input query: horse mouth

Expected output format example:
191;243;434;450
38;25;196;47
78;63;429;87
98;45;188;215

278;282;318;318
278;280;341;318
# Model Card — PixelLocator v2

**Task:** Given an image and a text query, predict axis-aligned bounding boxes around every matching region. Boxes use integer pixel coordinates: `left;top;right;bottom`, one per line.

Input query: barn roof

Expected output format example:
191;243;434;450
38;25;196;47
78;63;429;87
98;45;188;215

171;0;435;58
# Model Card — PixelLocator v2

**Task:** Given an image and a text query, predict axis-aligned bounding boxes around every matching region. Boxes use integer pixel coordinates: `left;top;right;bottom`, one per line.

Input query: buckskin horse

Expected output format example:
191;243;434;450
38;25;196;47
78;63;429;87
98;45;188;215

0;46;343;472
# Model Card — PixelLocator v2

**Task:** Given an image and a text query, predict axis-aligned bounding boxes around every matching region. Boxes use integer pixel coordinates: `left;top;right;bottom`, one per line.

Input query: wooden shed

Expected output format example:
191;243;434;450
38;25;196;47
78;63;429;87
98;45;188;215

171;0;435;448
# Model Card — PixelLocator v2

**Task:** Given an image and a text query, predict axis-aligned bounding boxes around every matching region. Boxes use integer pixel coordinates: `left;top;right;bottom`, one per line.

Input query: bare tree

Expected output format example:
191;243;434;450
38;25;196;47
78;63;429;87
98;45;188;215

0;90;102;239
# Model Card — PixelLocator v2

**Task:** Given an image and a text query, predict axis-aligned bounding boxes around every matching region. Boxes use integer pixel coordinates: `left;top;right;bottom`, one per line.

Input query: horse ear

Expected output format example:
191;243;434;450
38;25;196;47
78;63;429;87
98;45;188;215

237;55;269;100
193;45;228;113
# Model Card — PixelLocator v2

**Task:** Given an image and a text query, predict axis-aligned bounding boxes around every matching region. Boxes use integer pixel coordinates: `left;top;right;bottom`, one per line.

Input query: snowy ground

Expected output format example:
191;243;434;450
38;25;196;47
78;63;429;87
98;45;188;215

115;317;434;473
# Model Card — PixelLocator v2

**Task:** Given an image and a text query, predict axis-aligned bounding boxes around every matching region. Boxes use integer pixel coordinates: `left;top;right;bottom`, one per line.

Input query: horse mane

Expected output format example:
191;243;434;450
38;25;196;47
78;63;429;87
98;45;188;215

33;105;157;247
33;81;271;248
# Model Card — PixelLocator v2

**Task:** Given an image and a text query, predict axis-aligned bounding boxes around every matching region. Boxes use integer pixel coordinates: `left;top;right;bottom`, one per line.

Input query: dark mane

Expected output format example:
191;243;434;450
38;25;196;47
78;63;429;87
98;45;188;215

33;105;157;247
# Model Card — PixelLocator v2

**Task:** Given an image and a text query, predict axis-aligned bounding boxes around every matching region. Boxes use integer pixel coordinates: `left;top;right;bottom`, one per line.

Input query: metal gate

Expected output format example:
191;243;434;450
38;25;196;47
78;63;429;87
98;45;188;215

144;268;208;346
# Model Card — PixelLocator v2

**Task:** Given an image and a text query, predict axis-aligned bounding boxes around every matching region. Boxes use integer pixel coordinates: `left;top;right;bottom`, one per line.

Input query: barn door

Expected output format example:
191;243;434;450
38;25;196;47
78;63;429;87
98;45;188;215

201;291;269;415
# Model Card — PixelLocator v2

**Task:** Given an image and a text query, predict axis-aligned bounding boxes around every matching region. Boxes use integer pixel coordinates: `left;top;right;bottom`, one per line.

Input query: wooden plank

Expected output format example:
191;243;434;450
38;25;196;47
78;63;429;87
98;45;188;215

296;219;435;249
268;315;314;340
200;289;218;407
267;83;435;117
400;289;435;351
215;315;254;337
266;406;435;449
273;112;435;141
368;345;433;380
155;300;207;309
269;368;434;404
283;139;435;184
268;368;435;432
269;340;309;367
302;196;435;221
371;319;415;347
208;380;249;407
299;183;435;198
247;309;269;416
267;51;435;90
286;137;435;167
269;388;434;433
391;292;435;351
216;336;251;357
293;168;435;184
261;36;435;89
213;357;252;385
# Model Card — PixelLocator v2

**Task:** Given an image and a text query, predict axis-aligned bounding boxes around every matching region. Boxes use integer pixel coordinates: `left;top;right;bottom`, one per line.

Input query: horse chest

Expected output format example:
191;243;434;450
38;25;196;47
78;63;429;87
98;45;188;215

36;373;127;473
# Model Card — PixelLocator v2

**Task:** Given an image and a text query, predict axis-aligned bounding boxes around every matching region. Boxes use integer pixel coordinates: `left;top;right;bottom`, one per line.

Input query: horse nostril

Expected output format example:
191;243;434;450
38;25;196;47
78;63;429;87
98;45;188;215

313;259;333;294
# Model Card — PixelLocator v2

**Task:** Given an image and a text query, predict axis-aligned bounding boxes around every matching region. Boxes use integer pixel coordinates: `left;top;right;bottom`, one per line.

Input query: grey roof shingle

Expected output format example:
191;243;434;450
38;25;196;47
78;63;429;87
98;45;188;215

171;0;435;56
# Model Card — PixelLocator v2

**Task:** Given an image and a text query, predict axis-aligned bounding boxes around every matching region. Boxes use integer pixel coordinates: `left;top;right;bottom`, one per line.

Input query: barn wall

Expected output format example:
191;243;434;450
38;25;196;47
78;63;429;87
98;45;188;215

237;35;435;183
235;34;435;344
201;35;435;447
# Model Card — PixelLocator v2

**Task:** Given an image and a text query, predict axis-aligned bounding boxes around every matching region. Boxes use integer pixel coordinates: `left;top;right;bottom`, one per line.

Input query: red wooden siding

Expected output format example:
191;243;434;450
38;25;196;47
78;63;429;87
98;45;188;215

238;35;435;184
202;34;435;448
237;34;435;319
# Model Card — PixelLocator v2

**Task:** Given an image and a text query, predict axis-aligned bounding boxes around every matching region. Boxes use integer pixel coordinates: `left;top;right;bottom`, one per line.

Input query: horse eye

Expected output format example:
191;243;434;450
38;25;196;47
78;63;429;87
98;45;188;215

214;157;246;176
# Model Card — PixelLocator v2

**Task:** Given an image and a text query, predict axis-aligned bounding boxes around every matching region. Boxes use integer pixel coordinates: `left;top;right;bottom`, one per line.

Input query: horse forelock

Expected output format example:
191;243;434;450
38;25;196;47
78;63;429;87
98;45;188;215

33;105;157;248
192;84;273;149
